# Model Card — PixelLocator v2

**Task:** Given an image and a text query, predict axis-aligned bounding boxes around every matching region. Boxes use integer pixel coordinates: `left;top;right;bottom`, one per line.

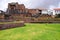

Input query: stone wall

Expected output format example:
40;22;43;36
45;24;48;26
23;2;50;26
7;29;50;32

0;22;24;30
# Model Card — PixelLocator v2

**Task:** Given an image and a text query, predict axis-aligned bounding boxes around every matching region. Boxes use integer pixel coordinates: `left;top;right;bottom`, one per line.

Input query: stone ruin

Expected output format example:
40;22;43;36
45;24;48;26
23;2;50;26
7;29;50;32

0;21;25;30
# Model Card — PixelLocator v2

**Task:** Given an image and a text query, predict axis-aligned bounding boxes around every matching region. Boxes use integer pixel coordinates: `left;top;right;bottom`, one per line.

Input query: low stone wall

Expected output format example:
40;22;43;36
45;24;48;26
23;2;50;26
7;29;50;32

0;21;24;30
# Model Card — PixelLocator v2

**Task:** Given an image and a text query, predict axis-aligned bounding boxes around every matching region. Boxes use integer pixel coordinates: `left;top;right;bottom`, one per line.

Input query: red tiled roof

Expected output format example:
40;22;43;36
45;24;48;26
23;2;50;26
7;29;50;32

53;8;60;10
38;8;47;10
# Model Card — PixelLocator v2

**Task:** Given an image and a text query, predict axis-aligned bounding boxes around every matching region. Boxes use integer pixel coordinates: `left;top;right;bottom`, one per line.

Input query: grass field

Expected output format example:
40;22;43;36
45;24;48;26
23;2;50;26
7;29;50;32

0;23;60;40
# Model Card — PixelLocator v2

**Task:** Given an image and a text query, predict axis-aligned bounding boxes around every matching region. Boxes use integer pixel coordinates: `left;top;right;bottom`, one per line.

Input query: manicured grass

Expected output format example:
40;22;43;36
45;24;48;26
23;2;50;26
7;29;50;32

0;23;60;40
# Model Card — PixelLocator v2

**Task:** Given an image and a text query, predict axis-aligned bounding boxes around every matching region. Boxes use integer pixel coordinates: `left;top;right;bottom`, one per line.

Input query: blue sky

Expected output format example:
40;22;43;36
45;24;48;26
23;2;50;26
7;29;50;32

0;0;60;11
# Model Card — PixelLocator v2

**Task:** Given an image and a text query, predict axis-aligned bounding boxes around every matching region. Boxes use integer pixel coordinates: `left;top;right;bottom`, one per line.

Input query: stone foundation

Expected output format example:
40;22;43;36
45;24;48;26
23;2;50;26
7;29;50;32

0;21;24;30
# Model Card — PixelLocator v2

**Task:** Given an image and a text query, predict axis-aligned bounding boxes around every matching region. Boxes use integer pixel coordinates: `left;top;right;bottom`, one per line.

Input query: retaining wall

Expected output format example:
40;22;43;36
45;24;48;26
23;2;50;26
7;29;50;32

0;22;24;30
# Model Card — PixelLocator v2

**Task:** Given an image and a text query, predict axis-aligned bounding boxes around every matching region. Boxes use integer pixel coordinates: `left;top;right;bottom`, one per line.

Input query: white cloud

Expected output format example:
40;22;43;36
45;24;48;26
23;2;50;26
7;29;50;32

58;3;60;8
0;0;60;11
49;5;56;10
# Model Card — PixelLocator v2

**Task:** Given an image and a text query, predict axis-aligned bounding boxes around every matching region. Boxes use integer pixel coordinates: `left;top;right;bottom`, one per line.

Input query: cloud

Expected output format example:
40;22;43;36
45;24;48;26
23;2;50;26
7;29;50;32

0;0;60;11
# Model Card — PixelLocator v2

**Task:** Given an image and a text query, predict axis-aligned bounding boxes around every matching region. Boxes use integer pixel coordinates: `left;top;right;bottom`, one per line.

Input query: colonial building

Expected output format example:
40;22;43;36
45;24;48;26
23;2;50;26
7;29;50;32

53;8;60;15
5;2;31;20
53;8;60;18
7;2;25;14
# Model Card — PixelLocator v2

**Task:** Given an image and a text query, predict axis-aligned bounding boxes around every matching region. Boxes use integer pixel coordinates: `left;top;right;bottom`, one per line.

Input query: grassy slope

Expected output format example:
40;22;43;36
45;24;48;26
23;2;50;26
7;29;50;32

0;23;60;40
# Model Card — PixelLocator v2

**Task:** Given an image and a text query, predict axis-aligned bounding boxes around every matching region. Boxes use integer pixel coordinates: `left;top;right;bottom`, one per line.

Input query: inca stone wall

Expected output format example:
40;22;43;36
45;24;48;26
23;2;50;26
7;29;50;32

0;22;24;30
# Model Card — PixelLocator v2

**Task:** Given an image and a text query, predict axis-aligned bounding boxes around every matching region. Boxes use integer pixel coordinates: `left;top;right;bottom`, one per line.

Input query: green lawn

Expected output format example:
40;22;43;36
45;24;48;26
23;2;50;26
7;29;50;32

0;23;60;40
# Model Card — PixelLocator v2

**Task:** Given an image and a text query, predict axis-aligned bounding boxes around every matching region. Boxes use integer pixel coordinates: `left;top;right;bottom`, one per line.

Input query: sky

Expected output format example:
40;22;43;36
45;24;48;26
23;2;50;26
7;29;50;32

0;0;60;11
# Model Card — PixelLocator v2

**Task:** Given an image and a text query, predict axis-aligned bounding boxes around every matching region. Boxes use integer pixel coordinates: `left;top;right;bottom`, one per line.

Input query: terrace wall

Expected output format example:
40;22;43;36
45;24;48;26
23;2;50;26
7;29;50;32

0;21;24;30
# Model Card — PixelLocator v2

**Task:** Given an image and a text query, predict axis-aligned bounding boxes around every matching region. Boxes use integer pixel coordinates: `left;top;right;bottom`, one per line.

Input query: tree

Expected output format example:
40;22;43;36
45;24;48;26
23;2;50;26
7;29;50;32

56;14;60;18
